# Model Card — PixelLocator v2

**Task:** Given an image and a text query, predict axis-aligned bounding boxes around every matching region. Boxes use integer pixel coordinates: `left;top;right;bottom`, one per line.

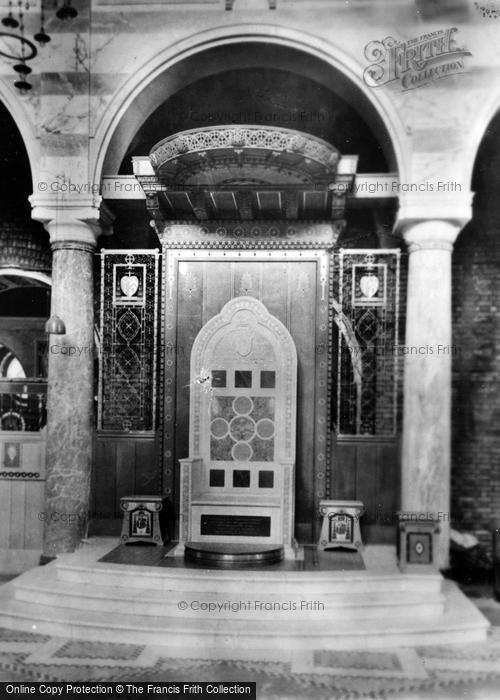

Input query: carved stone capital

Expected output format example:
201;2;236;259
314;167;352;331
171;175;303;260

402;220;461;253
30;195;114;249
396;191;472;233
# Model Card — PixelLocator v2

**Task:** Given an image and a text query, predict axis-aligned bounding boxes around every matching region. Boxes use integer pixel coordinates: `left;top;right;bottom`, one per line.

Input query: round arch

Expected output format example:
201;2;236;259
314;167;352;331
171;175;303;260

0;271;106;364
92;25;409;185
460;78;500;192
0;269;51;288
0;342;26;379
0;78;39;184
468;100;500;193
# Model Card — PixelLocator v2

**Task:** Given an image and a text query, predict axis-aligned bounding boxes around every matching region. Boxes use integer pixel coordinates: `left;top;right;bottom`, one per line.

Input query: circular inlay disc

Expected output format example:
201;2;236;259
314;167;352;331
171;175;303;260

210;418;229;439
232;441;253;461
233;395;253;415
256;418;275;439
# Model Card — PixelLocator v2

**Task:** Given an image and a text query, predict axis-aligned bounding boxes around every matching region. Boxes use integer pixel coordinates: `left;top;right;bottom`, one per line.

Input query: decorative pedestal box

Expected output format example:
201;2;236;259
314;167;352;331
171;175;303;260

120;495;166;546
397;515;440;571
318;500;364;551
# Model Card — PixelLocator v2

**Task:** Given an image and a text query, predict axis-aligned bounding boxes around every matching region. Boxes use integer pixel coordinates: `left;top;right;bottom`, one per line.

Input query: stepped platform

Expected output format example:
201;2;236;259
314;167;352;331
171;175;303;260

0;538;489;657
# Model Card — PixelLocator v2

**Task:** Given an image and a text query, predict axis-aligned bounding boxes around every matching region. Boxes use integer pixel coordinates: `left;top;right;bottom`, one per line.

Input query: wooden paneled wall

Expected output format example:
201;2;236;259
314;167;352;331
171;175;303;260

0;432;401;552
332;436;400;543
0;432;45;558
0;479;44;551
91;432;158;533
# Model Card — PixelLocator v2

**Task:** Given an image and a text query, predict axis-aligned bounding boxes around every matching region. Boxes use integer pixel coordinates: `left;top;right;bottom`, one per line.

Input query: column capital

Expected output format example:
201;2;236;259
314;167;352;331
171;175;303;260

396;191;472;235
29;195;114;248
401;219;462;253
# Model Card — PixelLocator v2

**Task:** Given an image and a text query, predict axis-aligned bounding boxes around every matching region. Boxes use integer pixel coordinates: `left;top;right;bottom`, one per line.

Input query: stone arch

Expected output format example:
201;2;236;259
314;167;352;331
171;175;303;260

92;25;409;186
0;270;51;287
466;96;500;193
0;342;26;378
0;80;39;187
0;272;51;377
470;108;500;198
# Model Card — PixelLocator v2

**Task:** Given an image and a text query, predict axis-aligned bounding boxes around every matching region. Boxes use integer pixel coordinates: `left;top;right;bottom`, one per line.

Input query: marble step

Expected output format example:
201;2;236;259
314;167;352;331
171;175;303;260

54;559;443;597
0;578;489;652
13;568;446;621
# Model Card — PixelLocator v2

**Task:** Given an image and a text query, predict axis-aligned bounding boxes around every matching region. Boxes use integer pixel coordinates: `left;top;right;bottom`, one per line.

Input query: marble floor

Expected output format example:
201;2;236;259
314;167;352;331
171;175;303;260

98;541;366;570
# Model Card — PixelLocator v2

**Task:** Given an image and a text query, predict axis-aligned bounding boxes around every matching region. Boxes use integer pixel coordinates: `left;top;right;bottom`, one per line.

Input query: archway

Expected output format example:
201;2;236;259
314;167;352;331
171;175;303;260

94;34;405;543
0;272;50;379
0;344;26;379
93;28;407;185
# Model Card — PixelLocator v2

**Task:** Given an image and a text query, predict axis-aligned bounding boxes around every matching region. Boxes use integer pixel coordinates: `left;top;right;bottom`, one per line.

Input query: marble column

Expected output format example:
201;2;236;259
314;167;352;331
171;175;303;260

41;218;100;559
401;220;460;569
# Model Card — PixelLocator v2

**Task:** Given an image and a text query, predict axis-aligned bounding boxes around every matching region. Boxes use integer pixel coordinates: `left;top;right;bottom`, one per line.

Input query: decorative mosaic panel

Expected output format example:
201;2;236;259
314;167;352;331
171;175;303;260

333;249;401;436
210;395;275;462
98;250;160;431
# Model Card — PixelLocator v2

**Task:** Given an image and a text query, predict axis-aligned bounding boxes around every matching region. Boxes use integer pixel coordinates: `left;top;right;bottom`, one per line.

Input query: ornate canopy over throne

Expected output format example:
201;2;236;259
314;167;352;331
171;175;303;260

175;296;297;561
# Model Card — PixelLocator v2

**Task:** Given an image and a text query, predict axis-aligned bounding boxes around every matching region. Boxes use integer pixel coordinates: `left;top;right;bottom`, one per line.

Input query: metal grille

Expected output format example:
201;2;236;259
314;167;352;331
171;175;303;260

333;249;401;436
97;250;160;431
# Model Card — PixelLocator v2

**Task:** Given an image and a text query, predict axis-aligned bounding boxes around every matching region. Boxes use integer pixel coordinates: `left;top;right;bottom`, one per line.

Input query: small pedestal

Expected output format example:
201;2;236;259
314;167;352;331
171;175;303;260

318;500;364;551
398;514;440;571
120;495;166;546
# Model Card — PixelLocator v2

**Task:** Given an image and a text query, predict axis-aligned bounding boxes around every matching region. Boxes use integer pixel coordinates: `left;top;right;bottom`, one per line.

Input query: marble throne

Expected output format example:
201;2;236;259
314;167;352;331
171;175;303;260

174;296;298;561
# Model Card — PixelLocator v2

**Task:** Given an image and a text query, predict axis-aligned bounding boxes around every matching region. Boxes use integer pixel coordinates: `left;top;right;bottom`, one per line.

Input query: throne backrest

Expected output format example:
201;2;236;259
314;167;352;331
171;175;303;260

189;296;297;470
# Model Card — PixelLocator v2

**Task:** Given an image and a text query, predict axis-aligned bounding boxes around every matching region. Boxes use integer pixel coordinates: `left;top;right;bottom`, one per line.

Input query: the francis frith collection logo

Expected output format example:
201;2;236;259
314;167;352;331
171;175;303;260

363;27;471;90
474;1;500;18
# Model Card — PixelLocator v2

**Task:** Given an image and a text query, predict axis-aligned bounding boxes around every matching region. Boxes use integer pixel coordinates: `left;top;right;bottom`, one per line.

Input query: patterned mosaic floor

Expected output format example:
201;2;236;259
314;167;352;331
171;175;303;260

0;599;498;699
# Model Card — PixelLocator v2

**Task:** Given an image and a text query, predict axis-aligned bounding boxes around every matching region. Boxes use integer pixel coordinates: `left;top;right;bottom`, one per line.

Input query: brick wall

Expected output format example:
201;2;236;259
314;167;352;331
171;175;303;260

0;221;50;271
452;218;500;552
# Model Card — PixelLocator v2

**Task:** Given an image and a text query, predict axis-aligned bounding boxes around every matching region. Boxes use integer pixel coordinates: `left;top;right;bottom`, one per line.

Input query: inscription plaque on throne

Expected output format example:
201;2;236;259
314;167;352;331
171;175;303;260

174;296;297;560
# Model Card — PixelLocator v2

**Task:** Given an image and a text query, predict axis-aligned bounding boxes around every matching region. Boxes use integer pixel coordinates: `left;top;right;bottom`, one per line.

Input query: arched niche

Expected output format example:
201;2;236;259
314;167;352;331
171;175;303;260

94;29;407;184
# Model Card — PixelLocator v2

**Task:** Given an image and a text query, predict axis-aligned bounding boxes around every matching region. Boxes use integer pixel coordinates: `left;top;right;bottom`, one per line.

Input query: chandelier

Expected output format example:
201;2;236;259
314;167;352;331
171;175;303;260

1;1;78;92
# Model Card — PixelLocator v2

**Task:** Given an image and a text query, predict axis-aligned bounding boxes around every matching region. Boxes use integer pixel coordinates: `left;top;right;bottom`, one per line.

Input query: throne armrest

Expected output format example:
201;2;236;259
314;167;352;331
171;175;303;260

179;457;202;467
178;457;203;545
